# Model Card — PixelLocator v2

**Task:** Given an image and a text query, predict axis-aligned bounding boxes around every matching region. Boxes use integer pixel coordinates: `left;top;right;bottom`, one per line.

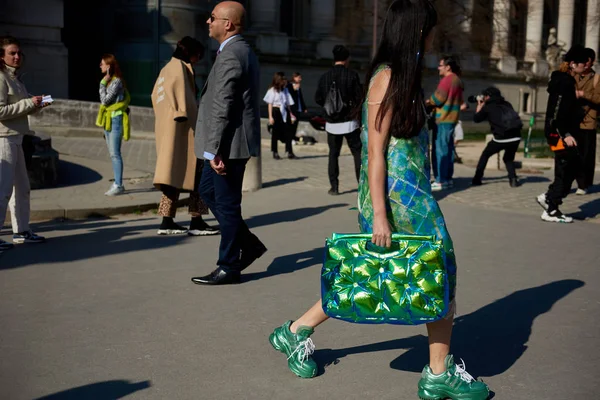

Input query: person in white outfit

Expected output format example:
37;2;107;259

0;36;47;253
264;72;297;160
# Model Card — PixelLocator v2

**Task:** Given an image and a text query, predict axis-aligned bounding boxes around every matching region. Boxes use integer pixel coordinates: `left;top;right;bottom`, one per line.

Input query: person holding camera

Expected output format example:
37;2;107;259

471;87;522;187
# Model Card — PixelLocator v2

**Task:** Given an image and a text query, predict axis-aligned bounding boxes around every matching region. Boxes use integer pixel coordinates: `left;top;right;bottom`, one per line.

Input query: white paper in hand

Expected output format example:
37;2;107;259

41;95;54;105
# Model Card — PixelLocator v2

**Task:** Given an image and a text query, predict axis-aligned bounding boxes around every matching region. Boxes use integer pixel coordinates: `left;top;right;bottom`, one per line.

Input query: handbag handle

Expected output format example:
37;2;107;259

331;233;436;242
329;233;438;258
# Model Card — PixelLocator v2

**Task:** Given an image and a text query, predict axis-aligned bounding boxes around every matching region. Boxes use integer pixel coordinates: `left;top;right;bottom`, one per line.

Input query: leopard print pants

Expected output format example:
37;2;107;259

158;190;208;218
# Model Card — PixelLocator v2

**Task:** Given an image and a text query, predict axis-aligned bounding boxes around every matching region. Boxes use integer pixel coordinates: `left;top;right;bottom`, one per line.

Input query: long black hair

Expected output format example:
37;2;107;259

362;0;437;139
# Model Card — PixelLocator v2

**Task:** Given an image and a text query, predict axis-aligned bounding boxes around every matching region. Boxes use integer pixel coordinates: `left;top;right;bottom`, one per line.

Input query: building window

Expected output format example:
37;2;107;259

509;0;526;59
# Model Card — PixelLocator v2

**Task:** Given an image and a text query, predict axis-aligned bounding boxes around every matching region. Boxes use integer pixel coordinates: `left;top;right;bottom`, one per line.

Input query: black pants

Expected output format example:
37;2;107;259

271;108;293;154
198;159;264;272
546;148;582;210
473;139;520;182
572;129;597;189
327;129;362;190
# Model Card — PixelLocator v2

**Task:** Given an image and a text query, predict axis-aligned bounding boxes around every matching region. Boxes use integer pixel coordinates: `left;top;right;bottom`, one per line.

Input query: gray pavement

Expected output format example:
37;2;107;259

1;139;599;399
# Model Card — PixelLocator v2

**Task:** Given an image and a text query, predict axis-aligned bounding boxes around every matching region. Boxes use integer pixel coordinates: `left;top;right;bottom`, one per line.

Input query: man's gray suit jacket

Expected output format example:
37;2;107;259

195;35;261;160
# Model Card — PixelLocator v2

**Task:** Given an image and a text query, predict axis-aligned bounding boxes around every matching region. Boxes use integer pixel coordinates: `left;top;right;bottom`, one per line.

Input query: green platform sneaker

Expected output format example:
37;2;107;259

417;355;490;400
269;320;318;378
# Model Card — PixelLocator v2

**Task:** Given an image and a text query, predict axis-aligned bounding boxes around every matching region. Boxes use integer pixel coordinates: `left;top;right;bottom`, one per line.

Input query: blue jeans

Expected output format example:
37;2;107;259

432;123;456;184
104;115;123;186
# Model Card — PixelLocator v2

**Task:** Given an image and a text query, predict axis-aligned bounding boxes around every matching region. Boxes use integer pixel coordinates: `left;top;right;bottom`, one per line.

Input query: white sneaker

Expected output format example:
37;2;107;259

105;184;125;196
431;182;446;191
536;193;549;210
576;188;587;195
541;209;573;223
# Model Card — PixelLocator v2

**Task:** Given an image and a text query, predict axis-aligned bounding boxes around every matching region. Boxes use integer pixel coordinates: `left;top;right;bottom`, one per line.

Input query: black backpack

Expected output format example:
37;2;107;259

323;80;345;122
499;103;523;132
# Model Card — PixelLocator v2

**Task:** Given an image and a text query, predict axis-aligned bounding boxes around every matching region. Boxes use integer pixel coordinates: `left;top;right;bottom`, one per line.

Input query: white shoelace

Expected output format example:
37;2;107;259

287;338;315;365
454;358;475;383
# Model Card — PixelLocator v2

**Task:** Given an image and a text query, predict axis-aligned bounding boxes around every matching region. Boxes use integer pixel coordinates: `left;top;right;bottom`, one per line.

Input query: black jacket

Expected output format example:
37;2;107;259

286;83;307;113
545;71;584;139
315;65;362;123
473;95;522;140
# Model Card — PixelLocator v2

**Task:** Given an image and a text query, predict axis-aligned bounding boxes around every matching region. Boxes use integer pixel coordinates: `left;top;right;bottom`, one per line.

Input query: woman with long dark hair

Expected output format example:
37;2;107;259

267;2;489;398
97;54;130;196
264;71;297;159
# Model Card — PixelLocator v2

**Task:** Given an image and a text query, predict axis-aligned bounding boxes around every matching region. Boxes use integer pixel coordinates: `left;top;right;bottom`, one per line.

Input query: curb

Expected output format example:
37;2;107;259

10;199;189;224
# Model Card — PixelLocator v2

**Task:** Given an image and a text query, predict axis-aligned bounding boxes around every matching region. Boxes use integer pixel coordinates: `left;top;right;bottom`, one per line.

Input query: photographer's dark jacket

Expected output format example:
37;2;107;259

473;95;521;141
545;71;583;139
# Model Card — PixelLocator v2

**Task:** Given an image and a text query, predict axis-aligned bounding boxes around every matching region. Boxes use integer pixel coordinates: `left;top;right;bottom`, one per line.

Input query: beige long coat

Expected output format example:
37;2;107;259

152;58;197;191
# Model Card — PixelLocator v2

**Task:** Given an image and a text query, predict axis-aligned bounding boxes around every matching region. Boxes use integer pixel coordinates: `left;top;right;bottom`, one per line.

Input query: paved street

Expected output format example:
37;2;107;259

1;137;599;399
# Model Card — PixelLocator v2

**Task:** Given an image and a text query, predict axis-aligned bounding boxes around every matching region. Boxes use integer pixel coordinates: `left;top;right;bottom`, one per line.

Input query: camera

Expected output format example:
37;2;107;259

467;94;485;104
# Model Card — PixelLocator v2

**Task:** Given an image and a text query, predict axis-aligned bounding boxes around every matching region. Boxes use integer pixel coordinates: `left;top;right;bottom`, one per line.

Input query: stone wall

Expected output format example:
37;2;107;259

29;100;155;134
0;0;68;98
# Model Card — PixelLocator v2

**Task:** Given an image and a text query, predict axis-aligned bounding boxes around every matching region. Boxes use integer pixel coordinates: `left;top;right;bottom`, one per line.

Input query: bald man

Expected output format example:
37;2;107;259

192;1;266;285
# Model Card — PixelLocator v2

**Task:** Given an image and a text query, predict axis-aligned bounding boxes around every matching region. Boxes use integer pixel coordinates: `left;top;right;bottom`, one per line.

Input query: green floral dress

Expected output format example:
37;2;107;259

357;65;457;301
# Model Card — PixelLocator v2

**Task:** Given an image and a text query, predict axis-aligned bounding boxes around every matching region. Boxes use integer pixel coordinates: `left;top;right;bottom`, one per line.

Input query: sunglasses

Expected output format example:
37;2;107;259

210;14;229;23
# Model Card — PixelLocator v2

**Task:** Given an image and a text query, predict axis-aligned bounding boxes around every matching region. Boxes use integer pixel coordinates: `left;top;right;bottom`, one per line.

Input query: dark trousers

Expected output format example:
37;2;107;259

473;139;520;182
289;119;299;142
198;159;263;272
271;108;293;154
546;148;582;210
572;129;597;189
327;129;362;190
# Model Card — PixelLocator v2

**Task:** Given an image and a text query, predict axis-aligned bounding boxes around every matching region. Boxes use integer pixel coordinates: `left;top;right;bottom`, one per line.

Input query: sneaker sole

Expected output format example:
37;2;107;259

188;229;220;236
418;388;489;400
541;214;573;223
157;229;188;235
13;238;45;244
418;382;490;400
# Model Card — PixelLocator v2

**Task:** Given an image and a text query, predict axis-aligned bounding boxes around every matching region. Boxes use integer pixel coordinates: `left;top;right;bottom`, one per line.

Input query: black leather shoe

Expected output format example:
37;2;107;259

509;178;521;188
191;267;241;285
240;242;268;270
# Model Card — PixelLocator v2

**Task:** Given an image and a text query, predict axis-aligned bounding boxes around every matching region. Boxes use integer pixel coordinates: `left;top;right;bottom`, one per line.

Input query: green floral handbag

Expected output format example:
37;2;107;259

321;233;449;325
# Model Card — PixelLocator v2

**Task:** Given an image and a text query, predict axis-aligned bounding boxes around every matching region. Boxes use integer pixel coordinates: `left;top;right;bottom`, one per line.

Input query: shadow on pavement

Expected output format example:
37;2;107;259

431;177;472;201
246;203;348;229
313;279;584;378
571;198;600;220
0;222;189;269
262;177;308;189
519;175;551;184
54;159;103;187
244;247;322;282
34;379;151;400
1;205;347;268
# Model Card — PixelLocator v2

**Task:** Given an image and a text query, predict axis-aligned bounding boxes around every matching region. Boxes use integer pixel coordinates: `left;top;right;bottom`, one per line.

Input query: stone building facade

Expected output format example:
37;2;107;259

1;0;599;118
